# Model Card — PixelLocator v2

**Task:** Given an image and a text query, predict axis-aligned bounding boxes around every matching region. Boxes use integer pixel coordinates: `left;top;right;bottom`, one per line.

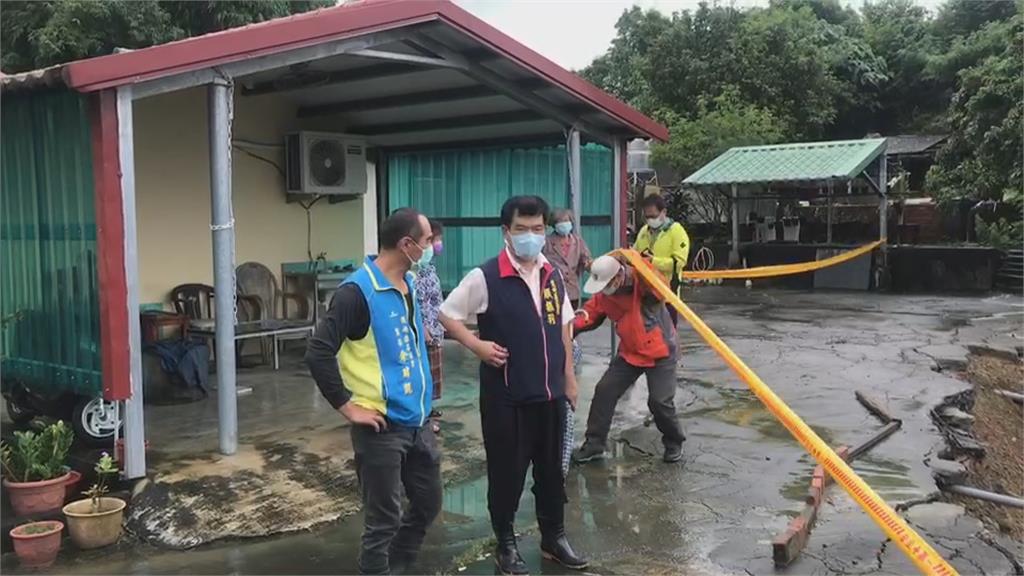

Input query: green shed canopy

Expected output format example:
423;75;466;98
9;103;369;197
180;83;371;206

683;138;887;188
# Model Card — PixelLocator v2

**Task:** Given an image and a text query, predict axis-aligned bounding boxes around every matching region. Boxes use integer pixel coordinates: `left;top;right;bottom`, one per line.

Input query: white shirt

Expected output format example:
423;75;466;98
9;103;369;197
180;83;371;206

442;249;575;325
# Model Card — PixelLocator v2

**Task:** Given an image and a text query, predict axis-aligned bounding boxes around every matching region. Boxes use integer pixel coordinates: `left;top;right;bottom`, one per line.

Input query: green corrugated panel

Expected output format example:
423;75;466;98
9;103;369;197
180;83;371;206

683;138;887;187
581;143;612;216
390;143;613;291
1;92;101;396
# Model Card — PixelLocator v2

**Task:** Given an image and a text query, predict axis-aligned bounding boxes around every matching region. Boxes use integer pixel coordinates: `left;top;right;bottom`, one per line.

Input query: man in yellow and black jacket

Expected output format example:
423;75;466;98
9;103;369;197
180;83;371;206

633;194;690;326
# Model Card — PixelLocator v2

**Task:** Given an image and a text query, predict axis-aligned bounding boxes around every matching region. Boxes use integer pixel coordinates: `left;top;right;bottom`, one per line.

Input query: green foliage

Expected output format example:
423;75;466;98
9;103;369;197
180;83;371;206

582;0;1019;216
0;0;334;73
0;421;74;483
926;16;1023;204
975;217;1024;251
651;88;788;179
580;7;671;115
84;452;118;511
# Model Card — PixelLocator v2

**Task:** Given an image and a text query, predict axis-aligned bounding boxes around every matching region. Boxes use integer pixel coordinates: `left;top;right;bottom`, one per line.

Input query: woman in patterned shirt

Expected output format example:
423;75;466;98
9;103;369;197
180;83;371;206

415;219;445;432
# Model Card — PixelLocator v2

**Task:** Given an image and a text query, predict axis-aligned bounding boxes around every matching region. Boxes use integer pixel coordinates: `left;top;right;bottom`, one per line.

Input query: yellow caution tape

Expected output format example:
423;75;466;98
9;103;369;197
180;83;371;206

615;248;958;576
681;240;883;280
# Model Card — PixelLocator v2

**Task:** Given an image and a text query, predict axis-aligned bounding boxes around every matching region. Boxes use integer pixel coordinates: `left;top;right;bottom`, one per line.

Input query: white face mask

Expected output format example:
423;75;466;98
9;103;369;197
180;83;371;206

646;216;665;230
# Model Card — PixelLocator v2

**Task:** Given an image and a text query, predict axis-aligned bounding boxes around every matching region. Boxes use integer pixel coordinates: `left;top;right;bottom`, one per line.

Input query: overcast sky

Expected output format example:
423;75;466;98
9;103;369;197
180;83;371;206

456;0;949;71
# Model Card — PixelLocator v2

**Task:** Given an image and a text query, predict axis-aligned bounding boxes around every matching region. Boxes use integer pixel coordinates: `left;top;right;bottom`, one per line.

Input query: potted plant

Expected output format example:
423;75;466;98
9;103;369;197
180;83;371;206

1;420;74;515
9;520;64;569
62;453;126;549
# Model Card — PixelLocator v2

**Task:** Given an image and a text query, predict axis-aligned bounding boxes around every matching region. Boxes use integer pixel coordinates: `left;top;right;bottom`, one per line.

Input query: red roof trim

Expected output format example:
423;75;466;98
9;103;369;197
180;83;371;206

62;0;666;140
65;0;438;92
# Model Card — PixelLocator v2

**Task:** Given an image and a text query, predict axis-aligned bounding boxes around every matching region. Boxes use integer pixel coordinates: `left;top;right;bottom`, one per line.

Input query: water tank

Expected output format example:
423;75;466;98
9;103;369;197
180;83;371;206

627;139;653;174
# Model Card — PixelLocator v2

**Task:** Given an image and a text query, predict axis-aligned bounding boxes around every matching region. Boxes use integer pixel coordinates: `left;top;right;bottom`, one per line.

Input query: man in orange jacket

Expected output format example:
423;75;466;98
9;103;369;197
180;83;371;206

572;254;686;464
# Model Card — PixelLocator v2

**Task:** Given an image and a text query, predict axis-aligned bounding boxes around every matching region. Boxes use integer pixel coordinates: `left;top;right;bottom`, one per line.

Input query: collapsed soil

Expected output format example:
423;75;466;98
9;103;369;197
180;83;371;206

956;353;1024;541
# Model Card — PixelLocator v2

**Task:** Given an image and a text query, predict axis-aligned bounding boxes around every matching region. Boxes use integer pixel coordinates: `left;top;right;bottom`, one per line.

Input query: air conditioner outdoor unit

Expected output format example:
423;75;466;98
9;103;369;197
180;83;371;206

285;131;367;196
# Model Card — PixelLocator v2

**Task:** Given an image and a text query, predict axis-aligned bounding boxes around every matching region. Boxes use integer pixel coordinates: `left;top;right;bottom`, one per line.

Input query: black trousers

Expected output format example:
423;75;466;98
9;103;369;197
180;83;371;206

584;355;685;450
480;394;566;536
351;424;443;574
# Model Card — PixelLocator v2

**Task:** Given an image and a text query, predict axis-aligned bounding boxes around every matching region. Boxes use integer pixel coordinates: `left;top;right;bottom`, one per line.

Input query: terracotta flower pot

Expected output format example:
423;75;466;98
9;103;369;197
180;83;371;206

10;520;64;569
3;472;72;516
62;497;126;550
63;470;83;502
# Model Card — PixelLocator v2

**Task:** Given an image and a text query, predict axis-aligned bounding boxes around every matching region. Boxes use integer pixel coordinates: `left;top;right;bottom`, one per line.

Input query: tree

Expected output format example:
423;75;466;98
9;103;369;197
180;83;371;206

926;16;1023;207
730;7;843;138
580;7;671;114
642;4;744;118
933;0;1018;44
861;0;944;133
650;88;788;180
0;0;334;73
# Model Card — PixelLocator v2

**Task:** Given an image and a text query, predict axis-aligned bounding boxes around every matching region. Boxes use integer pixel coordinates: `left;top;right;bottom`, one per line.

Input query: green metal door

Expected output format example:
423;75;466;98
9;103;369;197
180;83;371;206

388;143;613;291
1;91;101;396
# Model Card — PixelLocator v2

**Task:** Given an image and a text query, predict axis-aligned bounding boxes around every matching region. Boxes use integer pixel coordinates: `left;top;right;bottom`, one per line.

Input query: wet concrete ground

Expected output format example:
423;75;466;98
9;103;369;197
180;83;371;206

5;288;1023;575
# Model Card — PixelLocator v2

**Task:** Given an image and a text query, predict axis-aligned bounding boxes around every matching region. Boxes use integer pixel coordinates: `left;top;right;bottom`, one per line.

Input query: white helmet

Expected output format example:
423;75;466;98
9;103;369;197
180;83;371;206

583;255;623;295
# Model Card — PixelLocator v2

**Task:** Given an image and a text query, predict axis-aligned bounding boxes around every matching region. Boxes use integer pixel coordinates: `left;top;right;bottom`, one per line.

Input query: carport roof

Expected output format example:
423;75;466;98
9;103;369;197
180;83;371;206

0;0;667;144
683;138;887;187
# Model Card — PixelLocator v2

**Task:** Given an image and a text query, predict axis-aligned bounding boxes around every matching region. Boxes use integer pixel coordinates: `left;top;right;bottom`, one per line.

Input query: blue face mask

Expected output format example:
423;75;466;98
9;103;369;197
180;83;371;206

554;221;573;236
405;239;433;268
509;232;546;261
417;244;434;267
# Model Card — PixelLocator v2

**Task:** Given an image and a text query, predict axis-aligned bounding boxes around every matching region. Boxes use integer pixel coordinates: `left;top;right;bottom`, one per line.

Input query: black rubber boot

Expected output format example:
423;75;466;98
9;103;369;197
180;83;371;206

494;526;528;575
538;511;588;570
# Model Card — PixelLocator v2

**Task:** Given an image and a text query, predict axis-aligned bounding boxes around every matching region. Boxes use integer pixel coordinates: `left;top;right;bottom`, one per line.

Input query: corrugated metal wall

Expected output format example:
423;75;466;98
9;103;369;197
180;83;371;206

389;143;613;290
1;92;101;396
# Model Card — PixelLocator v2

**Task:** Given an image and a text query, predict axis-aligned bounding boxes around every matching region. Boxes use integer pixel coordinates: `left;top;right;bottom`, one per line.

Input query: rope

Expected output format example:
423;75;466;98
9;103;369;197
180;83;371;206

616;247;957;576
682;240;883;280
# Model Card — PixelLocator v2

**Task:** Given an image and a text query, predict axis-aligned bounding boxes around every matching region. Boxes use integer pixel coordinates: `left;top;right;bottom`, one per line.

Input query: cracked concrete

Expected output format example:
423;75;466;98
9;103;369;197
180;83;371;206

4;288;1021;575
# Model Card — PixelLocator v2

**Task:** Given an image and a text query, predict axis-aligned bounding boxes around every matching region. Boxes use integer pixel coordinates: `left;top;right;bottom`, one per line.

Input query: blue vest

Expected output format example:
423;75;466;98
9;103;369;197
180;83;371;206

339;257;432;428
477;251;566;405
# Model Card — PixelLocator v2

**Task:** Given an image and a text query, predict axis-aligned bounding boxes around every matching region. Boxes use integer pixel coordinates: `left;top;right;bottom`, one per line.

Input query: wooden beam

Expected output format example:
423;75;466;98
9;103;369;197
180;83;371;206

348;109;544;135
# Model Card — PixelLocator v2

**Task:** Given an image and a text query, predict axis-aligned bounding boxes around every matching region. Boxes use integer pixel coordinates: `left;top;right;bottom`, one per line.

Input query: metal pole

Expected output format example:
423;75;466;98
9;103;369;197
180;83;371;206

610;138;625;353
209;80;238;455
943;485;1024;509
568;127;582;229
116;86;146;479
612;138;624;247
878;157;888;243
826;183;834;244
730;184;740;266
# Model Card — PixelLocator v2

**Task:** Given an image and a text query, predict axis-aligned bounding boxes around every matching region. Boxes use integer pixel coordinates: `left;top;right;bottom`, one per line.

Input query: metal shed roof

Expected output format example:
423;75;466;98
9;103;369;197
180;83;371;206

683;138;887;187
1;0;666;145
883;134;947;156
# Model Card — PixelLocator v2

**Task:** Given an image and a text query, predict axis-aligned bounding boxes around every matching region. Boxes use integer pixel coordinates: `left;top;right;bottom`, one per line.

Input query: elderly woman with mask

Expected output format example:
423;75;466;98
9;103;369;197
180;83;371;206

543;208;592;310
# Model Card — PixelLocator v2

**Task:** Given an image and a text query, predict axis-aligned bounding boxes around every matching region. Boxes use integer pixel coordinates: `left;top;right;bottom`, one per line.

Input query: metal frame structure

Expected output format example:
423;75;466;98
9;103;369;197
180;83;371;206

3;0;666;477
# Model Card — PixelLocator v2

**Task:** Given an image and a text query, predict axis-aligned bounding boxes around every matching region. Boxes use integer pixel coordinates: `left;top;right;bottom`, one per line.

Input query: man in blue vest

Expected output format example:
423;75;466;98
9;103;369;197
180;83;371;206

441;196;587;575
306;208;440;575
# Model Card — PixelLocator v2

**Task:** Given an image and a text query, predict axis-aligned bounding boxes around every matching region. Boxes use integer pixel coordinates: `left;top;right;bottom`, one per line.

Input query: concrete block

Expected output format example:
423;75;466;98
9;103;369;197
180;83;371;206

929;458;968;485
940;407;975;428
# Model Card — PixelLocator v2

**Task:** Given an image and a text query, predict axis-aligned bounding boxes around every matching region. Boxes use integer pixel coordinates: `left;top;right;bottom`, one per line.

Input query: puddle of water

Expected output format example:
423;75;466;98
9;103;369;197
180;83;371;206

777;454;917;505
684;389;837;446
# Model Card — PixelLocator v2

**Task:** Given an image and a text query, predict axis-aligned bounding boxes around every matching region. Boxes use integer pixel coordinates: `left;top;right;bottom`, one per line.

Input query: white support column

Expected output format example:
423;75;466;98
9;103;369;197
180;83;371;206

568;127;582;227
209;80;238;455
730;184;740;266
827;182;834;244
117;86;146;480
